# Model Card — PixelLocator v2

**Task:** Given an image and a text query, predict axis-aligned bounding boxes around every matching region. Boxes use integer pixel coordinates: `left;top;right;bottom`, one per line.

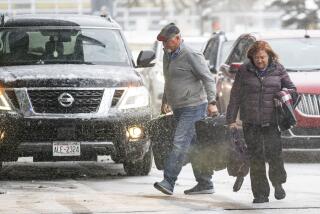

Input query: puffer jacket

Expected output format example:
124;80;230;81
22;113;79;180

226;61;296;126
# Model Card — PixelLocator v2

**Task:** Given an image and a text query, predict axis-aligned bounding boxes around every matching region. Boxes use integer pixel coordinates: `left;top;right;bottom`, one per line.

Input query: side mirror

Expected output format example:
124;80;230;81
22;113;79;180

137;50;156;68
229;63;242;74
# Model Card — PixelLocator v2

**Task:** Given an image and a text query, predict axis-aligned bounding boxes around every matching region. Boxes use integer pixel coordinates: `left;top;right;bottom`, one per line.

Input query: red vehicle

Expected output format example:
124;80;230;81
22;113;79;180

216;31;320;161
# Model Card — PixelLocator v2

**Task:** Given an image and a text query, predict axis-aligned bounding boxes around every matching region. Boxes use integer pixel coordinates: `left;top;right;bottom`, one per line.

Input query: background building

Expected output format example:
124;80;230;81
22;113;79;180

0;0;91;15
0;0;282;35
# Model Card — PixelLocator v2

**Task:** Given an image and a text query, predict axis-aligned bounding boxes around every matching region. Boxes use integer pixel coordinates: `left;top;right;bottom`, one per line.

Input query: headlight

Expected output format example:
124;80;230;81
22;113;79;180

126;126;144;140
0;88;11;111
118;86;149;109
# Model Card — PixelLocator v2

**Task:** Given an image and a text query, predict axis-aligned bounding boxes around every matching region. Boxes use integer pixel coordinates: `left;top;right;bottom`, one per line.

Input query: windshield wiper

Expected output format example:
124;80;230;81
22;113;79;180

286;68;299;72
286;68;320;72
43;60;94;65
72;61;94;65
0;61;38;66
303;68;320;72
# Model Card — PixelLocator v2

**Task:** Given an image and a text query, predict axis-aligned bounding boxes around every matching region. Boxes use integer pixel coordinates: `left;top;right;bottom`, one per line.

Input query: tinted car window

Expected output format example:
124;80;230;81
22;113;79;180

219;40;234;65
203;37;220;66
228;37;254;64
0;28;130;66
267;38;320;70
187;41;205;52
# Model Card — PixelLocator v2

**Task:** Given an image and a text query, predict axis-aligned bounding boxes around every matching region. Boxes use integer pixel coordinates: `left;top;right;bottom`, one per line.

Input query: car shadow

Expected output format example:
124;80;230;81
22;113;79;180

0;157;127;180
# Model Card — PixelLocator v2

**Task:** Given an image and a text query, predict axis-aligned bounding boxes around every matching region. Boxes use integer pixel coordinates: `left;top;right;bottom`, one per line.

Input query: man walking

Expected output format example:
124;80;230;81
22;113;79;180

154;23;218;195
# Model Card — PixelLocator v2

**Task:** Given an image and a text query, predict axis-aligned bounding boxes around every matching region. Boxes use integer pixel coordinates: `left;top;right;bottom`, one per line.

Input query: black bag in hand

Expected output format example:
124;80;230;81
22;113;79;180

195;114;231;171
227;128;250;192
195;116;250;192
148;114;175;170
227;128;249;178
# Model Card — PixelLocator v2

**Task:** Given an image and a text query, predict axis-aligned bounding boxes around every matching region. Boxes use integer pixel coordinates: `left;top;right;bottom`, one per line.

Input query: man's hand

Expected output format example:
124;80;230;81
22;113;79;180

207;104;218;117
161;103;172;114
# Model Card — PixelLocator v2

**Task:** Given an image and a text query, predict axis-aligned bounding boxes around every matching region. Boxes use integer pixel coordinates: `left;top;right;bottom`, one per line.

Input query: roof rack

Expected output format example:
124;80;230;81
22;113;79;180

100;14;112;22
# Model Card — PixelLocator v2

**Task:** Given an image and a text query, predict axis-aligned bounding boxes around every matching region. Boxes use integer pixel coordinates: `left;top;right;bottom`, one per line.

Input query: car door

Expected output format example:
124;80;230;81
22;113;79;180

203;35;221;73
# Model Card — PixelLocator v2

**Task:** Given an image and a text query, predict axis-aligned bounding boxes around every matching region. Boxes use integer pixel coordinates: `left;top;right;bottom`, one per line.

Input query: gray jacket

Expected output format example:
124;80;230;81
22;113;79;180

162;42;216;109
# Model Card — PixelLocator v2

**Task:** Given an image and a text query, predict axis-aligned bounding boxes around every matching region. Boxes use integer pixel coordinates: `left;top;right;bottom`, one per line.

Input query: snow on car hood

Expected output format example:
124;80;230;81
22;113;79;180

288;71;320;94
0;64;143;88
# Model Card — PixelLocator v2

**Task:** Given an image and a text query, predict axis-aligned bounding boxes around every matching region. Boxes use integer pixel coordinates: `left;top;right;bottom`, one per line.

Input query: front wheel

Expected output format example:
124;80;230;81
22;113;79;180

111;152;123;163
123;150;152;176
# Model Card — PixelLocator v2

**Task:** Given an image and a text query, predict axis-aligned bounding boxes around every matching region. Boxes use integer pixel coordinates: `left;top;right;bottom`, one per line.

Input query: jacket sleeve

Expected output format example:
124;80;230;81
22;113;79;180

280;65;296;90
226;67;242;124
279;65;298;101
187;51;216;103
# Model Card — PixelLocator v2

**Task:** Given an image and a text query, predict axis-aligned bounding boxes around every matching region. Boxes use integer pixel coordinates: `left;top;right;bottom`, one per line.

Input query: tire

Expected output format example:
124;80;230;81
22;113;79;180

111;152;122;163
123;149;152;176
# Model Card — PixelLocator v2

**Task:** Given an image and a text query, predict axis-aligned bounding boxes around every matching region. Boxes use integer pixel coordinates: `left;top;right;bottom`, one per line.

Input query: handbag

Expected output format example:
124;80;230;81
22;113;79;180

195;116;250;191
194;114;231;171
148;114;175;170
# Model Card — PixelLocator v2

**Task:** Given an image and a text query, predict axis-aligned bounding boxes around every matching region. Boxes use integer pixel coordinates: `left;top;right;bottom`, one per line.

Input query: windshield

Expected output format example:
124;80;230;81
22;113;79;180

219;40;234;66
185;41;206;52
0;27;130;66
267;38;320;70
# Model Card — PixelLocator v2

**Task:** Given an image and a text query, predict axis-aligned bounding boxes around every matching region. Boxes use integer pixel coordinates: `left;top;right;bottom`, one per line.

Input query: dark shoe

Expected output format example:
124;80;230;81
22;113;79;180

184;184;214;195
154;180;173;195
253;197;269;203
233;176;244;192
274;184;286;200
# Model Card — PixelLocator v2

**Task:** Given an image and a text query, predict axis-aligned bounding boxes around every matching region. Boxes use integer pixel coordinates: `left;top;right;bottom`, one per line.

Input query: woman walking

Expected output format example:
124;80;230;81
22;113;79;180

226;41;297;203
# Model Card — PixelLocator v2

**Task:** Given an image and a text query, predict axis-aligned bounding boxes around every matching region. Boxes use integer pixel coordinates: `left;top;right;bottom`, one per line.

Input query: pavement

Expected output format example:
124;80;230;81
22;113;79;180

0;157;319;213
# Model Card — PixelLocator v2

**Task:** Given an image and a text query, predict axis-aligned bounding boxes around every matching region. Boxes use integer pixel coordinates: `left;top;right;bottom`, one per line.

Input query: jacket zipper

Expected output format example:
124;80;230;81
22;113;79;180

260;77;264;125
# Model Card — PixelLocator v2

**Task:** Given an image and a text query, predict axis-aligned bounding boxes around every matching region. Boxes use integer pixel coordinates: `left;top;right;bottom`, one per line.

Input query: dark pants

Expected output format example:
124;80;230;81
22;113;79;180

243;123;287;199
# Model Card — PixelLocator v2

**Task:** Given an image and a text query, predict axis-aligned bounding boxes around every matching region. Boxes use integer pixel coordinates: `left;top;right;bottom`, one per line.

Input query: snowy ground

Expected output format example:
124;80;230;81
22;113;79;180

0;157;319;213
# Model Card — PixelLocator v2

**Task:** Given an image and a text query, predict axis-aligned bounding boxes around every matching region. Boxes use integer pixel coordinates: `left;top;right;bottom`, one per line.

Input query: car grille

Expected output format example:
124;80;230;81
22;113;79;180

296;94;320;116
290;127;320;136
28;89;104;114
22;122;117;142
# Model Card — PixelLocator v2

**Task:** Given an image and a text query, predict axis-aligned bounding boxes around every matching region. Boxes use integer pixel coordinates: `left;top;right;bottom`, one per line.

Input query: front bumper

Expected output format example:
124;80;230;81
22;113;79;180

0;112;23;161
281;127;320;149
0;108;151;162
281;127;320;162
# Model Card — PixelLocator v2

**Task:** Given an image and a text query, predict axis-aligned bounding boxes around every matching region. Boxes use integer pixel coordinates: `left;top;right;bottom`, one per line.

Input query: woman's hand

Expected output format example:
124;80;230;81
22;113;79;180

228;122;239;129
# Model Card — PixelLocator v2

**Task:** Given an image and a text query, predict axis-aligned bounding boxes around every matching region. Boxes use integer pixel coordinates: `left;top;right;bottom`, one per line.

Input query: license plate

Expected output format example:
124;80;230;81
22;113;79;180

53;142;80;156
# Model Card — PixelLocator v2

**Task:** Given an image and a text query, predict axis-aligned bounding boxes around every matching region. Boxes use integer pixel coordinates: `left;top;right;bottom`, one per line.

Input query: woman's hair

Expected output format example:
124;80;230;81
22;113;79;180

247;40;279;64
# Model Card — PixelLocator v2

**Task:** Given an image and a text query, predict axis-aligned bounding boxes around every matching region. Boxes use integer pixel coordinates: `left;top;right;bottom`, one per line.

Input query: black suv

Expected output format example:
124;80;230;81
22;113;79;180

0;14;154;175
